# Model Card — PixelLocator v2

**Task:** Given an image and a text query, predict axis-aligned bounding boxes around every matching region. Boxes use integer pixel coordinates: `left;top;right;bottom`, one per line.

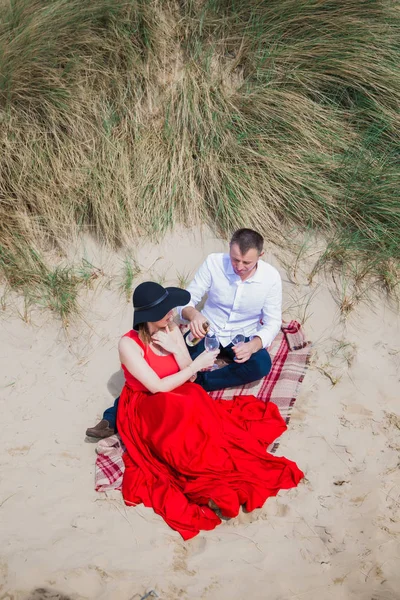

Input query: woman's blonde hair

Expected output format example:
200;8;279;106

137;322;152;345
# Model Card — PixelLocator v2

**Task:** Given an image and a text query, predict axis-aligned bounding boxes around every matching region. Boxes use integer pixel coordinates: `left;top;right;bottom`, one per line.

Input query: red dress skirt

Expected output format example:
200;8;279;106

117;330;303;540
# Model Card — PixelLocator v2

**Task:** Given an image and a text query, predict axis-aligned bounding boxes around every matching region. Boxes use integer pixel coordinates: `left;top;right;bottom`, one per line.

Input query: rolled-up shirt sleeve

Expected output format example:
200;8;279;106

178;257;212;319
257;273;282;348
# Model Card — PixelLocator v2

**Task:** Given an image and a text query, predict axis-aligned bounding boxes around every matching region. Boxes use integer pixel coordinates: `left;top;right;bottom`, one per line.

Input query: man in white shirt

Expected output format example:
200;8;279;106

180;228;281;391
86;228;282;438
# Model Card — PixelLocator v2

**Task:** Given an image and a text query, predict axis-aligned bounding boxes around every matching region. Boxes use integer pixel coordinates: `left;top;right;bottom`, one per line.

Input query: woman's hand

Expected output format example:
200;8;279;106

151;325;180;354
192;350;219;372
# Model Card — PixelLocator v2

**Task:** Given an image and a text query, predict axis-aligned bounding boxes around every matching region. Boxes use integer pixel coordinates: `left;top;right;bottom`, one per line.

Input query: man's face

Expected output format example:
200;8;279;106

229;243;262;279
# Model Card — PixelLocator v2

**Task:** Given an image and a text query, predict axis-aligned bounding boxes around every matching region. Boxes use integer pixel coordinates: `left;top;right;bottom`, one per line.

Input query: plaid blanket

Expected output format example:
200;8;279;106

95;320;311;492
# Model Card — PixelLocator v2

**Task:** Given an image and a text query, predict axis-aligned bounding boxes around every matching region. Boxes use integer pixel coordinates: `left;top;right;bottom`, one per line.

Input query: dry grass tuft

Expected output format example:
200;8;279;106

0;0;399;316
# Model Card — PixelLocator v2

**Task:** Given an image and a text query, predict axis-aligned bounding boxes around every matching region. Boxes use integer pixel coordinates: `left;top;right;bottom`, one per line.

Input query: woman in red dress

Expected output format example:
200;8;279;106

117;281;303;540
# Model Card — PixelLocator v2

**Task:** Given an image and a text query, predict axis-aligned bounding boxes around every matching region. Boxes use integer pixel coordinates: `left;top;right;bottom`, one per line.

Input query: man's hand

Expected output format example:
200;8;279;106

187;309;208;339
233;337;262;363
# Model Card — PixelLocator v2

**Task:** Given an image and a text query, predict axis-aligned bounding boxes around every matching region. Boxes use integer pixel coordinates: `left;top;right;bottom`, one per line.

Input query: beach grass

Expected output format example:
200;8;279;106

0;0;399;316
0;240;98;321
119;256;141;302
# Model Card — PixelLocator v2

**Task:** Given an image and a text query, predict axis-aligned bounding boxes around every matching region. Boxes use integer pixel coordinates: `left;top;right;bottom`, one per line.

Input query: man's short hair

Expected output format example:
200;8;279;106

230;229;264;255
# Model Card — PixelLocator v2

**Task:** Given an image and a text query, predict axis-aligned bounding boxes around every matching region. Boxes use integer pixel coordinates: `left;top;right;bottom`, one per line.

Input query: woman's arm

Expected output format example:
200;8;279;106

168;324;192;370
119;336;217;394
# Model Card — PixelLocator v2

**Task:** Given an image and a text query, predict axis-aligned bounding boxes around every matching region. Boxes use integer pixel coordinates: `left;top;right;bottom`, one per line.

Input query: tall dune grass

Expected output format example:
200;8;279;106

0;0;399;316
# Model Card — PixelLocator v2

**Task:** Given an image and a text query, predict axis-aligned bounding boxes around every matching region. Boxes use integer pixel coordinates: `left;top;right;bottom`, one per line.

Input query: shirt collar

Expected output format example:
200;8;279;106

249;261;263;282
224;254;236;279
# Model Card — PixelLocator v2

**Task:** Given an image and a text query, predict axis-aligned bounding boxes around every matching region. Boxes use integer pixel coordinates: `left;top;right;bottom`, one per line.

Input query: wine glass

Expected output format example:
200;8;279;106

204;331;219;352
204;331;219;370
231;329;245;346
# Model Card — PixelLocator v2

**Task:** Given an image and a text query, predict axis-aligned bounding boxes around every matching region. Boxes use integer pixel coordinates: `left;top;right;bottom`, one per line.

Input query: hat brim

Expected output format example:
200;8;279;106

133;287;190;330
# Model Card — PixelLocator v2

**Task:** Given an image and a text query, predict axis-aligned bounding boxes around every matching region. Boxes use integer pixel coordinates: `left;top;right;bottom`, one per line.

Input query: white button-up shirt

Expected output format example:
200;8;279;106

179;253;282;348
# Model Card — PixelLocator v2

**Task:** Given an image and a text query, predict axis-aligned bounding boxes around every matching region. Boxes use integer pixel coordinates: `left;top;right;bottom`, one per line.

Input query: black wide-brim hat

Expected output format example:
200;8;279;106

132;281;190;329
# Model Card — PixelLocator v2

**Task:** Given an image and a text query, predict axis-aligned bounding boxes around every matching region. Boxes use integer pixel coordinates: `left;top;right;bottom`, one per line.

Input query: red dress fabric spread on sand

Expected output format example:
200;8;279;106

117;330;304;540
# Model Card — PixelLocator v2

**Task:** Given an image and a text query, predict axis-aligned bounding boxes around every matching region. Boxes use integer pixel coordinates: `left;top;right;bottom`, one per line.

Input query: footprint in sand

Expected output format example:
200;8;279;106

24;588;73;600
185;536;207;557
172;544;196;576
7;445;32;456
0;561;9;593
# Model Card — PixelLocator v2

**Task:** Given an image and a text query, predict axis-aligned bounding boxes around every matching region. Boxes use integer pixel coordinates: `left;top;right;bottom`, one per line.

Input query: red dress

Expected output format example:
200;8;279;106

117;330;303;540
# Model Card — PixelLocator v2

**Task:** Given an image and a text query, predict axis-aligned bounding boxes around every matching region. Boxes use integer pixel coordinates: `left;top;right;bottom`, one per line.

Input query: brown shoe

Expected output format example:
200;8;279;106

86;419;116;439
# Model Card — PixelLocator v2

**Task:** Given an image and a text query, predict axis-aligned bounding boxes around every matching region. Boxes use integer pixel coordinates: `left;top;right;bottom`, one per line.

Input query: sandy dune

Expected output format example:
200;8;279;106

1;227;399;600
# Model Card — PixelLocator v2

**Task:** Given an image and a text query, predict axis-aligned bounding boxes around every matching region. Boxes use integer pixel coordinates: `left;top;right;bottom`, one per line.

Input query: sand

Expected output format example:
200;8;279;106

0;226;399;600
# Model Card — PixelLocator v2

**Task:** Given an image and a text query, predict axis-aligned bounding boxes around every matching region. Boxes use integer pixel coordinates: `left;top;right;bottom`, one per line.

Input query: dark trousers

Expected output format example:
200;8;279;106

103;336;271;430
186;335;272;392
103;397;119;430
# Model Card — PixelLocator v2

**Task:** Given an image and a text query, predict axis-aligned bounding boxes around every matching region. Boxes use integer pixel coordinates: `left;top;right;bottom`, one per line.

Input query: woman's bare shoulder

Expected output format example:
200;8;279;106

119;335;143;355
